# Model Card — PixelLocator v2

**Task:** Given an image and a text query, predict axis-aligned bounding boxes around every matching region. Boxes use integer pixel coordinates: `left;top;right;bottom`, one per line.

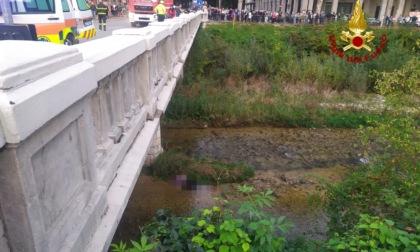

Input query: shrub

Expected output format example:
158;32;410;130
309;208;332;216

150;150;192;179
150;150;254;184
327;214;420;251
111;185;294;252
320;115;420;235
373;58;420;97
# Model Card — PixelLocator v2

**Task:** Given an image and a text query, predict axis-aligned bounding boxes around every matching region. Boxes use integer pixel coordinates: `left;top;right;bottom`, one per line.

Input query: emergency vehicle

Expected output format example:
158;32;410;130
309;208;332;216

0;0;96;45
128;0;173;26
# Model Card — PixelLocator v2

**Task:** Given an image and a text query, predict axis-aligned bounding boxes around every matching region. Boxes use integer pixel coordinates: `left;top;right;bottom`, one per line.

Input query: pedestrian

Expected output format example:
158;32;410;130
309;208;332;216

320;11;325;24
111;4;116;17
411;15;418;25
155;1;167;22
386;16;393;27
113;4;118;17
97;1;108;31
271;12;276;23
168;5;176;18
90;2;96;20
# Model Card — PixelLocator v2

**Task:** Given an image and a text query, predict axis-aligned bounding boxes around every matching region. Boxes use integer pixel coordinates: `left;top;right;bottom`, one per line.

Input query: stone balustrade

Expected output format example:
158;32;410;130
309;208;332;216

0;12;202;252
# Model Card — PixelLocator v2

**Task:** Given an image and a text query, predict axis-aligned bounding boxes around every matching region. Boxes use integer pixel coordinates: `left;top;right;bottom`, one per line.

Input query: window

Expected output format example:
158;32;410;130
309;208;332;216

75;0;90;11
62;0;69;12
325;3;332;15
8;0;55;14
337;3;353;15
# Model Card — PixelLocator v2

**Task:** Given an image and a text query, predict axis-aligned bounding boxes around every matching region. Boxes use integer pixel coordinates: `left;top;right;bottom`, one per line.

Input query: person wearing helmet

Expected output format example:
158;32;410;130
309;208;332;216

155;0;167;22
97;1;109;30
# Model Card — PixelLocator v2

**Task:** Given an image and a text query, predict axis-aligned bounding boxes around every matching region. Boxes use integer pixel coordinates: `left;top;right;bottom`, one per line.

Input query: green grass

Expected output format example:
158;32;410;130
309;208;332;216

150;150;255;184
164;23;419;128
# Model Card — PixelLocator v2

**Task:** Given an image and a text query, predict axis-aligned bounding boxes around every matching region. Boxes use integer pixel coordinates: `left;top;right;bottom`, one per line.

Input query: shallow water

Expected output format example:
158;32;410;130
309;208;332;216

112;127;364;244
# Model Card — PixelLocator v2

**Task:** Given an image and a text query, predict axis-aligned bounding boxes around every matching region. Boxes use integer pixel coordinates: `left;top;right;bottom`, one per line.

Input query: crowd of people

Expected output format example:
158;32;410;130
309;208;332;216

89;1;419;27
207;7;420;27
208;8;341;24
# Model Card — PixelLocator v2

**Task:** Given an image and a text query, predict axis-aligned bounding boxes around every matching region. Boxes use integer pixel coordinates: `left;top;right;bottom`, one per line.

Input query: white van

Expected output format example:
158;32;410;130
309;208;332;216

0;0;96;45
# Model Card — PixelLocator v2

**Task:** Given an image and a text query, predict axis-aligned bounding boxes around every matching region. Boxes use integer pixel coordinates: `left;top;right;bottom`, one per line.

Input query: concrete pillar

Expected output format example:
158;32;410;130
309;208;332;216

316;0;323;13
202;6;209;21
173;29;179;57
379;0;388;25
127;60;141;116
152;46;159;87
134;54;147;107
164;37;171;79
301;0;309;12
293;0;299;13
307;0;314;12
92;80;115;167
280;0;286;13
120;66;135;123
332;0;338;13
387;0;395;17
112;72;129;132
137;52;157;120
363;0;371;14
144;125;163;166
395;0;405;18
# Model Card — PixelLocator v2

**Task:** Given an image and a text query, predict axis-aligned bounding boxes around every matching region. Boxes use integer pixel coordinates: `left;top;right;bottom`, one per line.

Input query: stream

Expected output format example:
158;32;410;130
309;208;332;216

112;126;364;244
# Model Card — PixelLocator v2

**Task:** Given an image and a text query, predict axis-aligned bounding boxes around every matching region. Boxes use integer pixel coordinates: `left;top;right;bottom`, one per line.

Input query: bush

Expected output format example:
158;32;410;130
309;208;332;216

373;58;420;97
327;214;420;251
320;115;420;235
184;23;419;91
165;23;419;128
111;185;294;252
150;150;254;184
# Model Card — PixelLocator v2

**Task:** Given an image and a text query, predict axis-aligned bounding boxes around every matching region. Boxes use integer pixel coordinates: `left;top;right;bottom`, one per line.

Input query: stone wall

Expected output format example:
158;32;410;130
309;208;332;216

0;13;202;252
0;215;10;252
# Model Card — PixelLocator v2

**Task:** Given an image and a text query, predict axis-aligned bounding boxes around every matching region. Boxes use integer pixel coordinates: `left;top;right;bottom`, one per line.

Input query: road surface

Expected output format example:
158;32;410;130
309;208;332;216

79;16;142;43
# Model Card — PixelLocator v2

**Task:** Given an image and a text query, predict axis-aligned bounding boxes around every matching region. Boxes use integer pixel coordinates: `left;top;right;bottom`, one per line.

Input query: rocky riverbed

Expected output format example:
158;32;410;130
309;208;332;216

113;127;365;243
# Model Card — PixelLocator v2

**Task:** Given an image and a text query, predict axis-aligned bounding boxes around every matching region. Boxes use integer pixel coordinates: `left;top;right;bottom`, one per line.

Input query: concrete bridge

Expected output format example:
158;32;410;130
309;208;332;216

0;12;206;252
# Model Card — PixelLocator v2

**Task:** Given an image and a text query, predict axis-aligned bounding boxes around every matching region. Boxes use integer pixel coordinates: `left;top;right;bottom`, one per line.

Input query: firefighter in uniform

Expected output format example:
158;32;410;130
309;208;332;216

97;1;108;31
154;1;167;22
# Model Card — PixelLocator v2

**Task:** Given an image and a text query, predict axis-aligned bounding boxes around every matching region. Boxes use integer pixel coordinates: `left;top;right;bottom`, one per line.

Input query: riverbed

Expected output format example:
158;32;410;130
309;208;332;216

112;127;364;244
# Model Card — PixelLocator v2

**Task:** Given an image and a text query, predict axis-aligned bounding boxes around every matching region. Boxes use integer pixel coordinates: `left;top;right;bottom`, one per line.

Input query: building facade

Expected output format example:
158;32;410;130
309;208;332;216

248;0;419;20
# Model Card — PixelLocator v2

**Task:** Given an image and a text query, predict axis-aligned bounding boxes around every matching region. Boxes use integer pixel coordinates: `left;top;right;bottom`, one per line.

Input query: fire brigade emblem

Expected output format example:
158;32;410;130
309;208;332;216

340;0;374;51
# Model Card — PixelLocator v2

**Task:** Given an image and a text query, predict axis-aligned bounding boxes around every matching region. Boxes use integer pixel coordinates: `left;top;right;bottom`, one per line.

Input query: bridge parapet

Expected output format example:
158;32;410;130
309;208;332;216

0;12;202;252
0;216;10;252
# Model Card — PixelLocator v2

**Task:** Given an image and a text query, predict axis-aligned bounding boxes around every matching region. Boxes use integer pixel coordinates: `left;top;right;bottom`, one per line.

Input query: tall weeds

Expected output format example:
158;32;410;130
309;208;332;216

165;23;419;127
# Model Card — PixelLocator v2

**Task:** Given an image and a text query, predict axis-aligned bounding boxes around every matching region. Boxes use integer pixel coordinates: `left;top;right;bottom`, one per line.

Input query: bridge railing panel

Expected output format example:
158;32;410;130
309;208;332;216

0;12;203;252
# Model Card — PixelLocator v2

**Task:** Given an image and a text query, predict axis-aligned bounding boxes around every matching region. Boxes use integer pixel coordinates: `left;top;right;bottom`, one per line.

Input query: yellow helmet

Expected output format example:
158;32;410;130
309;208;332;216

160;0;164;3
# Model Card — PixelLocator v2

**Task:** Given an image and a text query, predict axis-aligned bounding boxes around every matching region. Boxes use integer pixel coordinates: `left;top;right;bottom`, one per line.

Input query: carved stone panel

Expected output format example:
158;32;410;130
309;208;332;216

31;120;87;232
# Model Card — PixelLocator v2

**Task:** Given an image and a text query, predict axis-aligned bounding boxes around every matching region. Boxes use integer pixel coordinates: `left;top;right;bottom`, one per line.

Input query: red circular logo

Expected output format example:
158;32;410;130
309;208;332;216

352;36;363;47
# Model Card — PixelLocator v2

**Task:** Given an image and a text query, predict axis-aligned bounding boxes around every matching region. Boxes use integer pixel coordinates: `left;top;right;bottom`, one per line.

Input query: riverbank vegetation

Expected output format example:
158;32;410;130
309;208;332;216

112;185;296;252
150;150;254;184
111;22;419;251
163;22;419;128
319;61;420;250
